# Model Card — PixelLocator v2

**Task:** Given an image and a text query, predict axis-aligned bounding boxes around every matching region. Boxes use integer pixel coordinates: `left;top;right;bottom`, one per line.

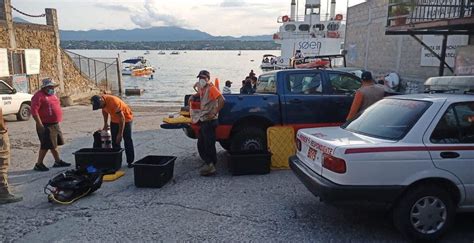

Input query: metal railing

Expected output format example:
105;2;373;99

387;0;473;26
65;50;122;95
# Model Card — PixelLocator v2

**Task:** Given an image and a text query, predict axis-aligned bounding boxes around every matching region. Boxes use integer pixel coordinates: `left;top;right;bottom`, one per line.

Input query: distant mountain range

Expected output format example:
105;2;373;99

59;27;273;42
13;17;273;42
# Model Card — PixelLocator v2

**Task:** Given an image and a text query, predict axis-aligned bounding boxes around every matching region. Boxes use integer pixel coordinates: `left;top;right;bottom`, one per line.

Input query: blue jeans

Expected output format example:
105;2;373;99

197;120;218;165
110;121;134;164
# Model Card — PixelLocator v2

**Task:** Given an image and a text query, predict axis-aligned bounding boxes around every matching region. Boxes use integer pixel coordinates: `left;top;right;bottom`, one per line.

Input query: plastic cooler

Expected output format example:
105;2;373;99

73;148;124;174
133;156;176;188
227;151;271;176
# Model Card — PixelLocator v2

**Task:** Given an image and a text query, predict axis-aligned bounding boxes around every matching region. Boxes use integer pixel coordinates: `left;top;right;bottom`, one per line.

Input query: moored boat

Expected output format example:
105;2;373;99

122;57;155;76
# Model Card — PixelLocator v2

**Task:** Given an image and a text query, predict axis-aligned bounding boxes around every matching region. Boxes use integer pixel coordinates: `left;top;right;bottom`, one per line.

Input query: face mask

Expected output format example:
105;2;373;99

46;89;55;96
199;78;207;88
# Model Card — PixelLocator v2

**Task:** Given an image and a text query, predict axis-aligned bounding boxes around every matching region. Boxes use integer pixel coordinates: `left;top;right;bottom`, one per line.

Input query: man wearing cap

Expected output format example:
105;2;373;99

0;107;22;204
194;70;225;176
31;78;70;171
91;94;134;167
346;71;385;121
222;80;232;94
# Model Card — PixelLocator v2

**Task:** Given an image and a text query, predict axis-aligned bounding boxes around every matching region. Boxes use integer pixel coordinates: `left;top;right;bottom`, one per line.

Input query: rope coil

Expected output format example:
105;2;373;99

10;5;46;18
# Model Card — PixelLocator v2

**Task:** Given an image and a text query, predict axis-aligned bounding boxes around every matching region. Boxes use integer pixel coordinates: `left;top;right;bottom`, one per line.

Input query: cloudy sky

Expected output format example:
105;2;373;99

12;0;365;36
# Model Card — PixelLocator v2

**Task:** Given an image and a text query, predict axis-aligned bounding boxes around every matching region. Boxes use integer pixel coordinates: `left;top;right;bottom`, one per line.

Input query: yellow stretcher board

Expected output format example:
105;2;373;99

103;170;125;182
267;126;296;169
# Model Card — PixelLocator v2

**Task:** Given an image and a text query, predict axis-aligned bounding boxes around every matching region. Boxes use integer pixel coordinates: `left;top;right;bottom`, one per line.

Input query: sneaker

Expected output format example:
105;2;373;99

33;163;49;172
199;163;216;176
53;160;71;168
0;193;23;204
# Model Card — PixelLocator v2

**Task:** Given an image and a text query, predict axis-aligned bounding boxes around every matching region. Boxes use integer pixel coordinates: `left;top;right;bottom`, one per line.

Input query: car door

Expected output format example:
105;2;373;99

322;72;361;123
282;71;327;126
426;101;474;205
0;81;15;114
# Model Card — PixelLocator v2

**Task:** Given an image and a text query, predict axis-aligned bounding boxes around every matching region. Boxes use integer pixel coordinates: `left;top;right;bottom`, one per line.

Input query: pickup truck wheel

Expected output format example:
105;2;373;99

16;103;31;121
230;127;266;152
219;140;231;151
392;185;455;241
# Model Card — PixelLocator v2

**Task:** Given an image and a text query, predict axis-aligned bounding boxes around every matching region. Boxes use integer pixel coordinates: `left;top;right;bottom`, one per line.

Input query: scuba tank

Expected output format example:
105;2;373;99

100;129;112;148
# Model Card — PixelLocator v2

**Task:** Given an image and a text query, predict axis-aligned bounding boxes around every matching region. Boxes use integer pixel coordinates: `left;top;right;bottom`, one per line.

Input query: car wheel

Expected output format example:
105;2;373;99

230;127;267;152
219;140;231;151
16;103;31;121
392;185;455;241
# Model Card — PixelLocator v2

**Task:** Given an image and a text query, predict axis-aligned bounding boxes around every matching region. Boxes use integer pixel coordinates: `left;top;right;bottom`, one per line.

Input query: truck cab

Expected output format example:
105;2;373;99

0;80;32;121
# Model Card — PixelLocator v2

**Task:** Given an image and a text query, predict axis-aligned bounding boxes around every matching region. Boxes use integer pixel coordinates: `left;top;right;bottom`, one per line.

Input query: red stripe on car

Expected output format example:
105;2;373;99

345;146;474;154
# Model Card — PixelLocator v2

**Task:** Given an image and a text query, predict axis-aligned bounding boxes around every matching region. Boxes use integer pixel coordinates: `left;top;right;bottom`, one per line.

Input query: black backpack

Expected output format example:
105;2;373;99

44;169;103;204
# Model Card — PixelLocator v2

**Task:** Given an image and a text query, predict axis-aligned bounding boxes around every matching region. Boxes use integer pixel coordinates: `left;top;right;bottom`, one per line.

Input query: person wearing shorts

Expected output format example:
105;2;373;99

31;78;70;172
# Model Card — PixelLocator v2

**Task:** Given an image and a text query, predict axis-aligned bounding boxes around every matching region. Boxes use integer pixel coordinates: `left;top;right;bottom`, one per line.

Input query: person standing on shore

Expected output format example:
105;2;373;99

0;107;23;204
91;94;135;168
346;71;385;121
32;78;70;172
194;70;225;176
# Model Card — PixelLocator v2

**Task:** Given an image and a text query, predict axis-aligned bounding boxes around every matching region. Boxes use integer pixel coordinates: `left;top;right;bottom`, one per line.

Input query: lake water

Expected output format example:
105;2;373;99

71;50;280;106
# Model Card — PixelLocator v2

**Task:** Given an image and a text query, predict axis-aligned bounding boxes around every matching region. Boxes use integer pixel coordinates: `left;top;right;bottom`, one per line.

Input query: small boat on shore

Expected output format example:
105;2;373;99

158;50;166;55
122;56;155;76
170;51;180;55
144;50;151;55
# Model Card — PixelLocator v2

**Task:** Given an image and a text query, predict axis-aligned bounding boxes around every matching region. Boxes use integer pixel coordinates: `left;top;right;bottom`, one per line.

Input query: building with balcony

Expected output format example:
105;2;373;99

345;0;473;93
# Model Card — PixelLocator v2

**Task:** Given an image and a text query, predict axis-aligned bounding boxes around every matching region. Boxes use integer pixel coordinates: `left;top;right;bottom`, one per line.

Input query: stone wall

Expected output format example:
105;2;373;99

0;21;99;101
345;0;460;92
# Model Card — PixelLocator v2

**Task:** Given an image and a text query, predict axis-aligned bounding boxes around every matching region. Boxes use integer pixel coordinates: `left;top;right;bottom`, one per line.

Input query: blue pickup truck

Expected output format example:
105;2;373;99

184;69;362;151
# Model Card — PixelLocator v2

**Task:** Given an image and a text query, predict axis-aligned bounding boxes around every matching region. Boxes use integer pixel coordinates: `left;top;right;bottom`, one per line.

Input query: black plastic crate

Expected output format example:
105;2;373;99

227;151;271;176
73;148;124;174
133;156;176;188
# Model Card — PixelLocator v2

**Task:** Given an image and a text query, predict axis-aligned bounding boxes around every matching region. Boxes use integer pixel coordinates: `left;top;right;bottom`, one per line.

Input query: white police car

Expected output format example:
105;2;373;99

289;94;474;241
0;80;32;121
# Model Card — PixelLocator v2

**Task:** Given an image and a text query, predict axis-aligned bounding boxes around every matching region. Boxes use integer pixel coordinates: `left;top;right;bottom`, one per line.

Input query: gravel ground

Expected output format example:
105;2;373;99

1;106;473;242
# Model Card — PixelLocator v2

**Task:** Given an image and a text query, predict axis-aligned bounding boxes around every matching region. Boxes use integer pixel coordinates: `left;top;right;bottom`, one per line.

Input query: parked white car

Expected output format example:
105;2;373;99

0;80;32;121
290;94;474;241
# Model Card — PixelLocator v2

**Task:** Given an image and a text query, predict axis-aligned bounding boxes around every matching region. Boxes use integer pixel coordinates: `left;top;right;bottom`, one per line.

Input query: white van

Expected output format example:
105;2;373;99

0;80;32;121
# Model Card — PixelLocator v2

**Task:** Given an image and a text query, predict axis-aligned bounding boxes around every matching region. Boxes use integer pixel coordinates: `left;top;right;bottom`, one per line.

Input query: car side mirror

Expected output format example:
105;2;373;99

11;88;17;94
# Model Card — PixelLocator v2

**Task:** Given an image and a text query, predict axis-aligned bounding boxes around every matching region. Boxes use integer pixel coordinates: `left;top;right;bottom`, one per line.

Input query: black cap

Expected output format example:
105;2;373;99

197;70;210;79
361;71;373;81
91;95;102;110
225;80;232;85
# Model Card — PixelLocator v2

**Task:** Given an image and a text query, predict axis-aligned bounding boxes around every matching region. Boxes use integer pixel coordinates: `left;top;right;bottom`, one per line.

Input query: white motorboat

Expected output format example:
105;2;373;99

266;0;346;69
170;51;180;55
158;51;166;55
122;56;155;76
260;54;278;70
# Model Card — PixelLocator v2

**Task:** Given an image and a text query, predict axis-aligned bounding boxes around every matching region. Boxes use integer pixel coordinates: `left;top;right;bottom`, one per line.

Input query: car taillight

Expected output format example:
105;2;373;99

296;138;302;151
323;154;346;174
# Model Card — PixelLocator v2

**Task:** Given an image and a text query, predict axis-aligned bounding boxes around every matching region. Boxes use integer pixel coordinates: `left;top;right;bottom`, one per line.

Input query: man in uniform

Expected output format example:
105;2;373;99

0;107;22;204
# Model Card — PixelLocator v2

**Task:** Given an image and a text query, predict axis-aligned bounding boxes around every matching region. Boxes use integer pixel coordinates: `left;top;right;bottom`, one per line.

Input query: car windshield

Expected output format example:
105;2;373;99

343;99;431;140
256;73;277;93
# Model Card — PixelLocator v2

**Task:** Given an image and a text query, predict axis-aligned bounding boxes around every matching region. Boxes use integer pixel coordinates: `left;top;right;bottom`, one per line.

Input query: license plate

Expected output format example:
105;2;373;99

307;147;317;161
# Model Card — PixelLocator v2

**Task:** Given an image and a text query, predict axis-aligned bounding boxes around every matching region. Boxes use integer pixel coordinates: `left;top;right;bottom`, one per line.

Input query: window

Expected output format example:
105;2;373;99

286;73;322;95
431;102;474;144
0;82;12;95
284;24;296;32
298;24;310;32
343;99;431;140
328;73;361;94
256;74;277;93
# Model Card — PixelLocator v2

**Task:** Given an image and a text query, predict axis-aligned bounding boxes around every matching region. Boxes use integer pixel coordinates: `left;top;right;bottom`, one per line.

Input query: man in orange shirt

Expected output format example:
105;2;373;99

194;70;225;176
91;95;135;168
